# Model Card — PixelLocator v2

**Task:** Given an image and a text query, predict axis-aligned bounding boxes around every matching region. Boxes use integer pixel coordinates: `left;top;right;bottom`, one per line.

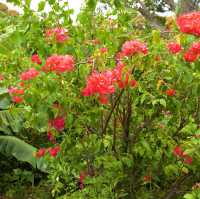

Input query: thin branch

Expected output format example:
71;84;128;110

101;89;124;137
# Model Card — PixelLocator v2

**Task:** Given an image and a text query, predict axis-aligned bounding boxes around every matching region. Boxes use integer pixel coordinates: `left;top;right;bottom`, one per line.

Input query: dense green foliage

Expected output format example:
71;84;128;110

0;1;200;199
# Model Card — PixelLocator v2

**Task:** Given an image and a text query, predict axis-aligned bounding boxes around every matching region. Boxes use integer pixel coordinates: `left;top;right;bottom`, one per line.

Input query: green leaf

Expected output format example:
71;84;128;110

0;95;11;109
0;87;8;95
184;193;194;199
159;99;166;108
0;136;48;172
38;1;46;12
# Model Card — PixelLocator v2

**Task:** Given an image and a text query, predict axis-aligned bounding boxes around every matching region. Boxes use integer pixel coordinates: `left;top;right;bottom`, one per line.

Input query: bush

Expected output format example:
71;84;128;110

0;1;200;199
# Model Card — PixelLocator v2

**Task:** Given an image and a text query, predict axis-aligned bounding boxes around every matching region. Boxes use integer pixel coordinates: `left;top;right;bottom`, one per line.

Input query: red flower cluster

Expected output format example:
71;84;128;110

8;87;24;95
83;62;137;104
121;40;148;57
31;54;42;65
117;72;137;89
82;70;115;97
42;55;74;73
36;148;46;158
49;145;60;157
184;42;200;62
167;42;182;54
20;68;39;81
49;116;65;132
36;145;60;158
177;11;200;37
46;27;69;43
8;86;24;104
173;146;193;165
166;89;176;96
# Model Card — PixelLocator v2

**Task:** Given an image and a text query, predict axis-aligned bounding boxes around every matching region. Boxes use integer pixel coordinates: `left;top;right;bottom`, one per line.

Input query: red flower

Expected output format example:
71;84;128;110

177;11;200;37
50;116;65;131
99;95;109;104
184;51;198;62
100;47;108;53
130;79;137;88
31;54;42;65
20;68;39;81
189;42;200;54
117;80;125;89
82;70;115;97
43;55;74;73
36;148;46;158
79;172;87;190
167;42;182;54
8;87;24;95
184;42;200;62
12;96;23;103
173;146;184;157
166;89;176;96
46;28;69;43
49;145;60;157
0;74;4;80
47;131;56;143
184;155;193;165
121;40;148;57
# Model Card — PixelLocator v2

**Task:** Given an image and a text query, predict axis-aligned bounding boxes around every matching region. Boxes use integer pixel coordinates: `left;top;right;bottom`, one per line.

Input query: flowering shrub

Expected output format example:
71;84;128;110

0;2;200;199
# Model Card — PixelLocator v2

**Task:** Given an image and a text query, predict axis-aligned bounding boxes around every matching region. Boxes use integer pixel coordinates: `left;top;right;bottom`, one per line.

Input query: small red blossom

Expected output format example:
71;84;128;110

8;87;24;95
0;74;4;80
47;131;56;144
19;82;25;87
166;89;176;96
49;145;60;157
177;11;200;37
31;54;42;65
173;146;184;157
99;95;109;104
12;96;23;103
167;42;182;54
184;42;200;62
79;172;87;190
184;51;198;62
117;80;125;89
130;79;137;88
46;28;69;43
36;148;46;158
50;116;65;131
121;40;148;57
100;47;108;54
20;68;39;81
43;55;74;73
184;155;193;165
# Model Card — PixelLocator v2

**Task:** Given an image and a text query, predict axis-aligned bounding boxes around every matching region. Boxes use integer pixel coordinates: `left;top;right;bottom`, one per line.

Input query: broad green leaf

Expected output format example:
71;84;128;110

0;136;47;172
